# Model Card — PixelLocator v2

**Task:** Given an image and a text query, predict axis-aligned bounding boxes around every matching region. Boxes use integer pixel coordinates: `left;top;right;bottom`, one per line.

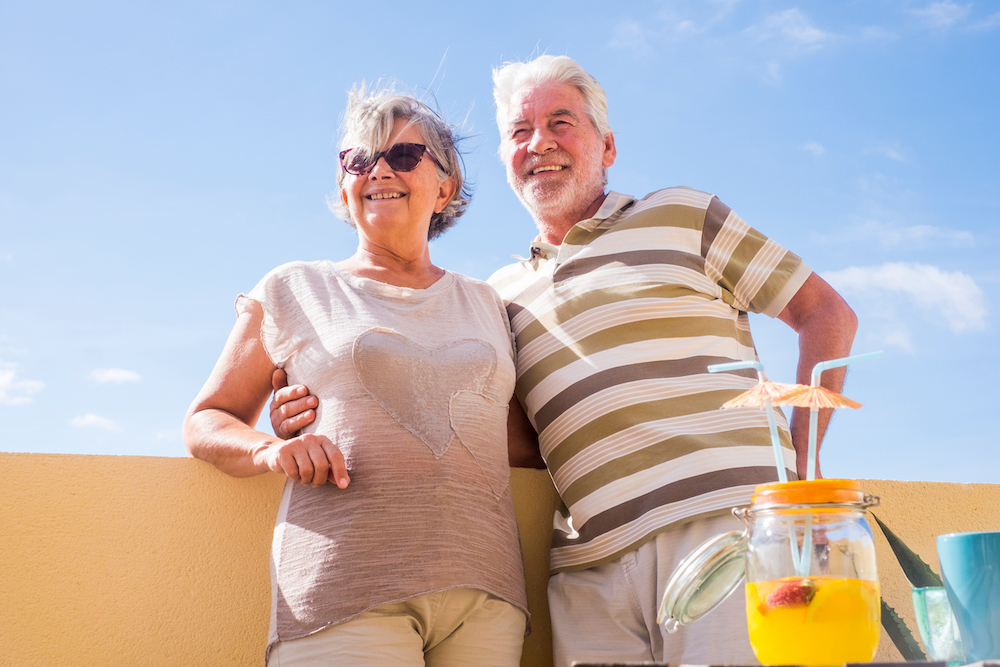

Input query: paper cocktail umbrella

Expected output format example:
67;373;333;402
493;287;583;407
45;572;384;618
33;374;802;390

708;360;791;483
774;351;884;481
721;380;801;409
712;352;883;576
774;385;863;410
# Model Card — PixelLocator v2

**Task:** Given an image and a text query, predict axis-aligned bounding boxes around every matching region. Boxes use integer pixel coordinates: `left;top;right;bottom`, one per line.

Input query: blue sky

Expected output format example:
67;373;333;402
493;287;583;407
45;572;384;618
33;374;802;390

2;1;998;483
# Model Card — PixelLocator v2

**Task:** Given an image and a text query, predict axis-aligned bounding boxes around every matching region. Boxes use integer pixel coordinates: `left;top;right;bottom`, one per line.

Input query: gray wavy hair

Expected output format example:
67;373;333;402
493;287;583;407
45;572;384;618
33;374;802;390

328;83;470;240
492;55;611;140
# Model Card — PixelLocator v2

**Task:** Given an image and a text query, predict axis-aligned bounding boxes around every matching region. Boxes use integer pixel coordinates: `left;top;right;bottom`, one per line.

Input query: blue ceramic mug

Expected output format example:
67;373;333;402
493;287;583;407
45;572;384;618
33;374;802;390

937;531;1000;663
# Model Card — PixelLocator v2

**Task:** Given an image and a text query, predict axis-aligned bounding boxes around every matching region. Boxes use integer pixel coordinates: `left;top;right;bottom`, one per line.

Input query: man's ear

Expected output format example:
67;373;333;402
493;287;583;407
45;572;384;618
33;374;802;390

602;131;617;168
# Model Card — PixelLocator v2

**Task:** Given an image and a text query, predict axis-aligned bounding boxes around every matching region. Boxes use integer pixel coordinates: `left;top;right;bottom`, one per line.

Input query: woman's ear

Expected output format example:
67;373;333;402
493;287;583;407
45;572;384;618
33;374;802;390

435;177;459;214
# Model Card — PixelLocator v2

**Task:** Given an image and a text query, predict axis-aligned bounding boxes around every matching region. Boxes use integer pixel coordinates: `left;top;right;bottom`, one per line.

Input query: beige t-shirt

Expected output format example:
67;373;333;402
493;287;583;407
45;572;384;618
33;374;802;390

243;261;528;656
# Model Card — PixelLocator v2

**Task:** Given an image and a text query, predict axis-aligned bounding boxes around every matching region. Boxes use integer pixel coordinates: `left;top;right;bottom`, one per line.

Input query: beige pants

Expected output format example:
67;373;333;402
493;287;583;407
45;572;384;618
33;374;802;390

267;588;526;667
548;512;759;667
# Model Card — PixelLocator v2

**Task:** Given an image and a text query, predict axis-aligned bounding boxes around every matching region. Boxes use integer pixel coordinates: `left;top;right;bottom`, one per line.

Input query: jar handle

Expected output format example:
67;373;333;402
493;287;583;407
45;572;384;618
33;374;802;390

732;506;750;526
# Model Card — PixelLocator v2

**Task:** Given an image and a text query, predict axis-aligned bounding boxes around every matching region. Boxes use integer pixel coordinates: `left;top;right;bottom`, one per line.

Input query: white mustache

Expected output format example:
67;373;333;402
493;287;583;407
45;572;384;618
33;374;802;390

521;152;573;177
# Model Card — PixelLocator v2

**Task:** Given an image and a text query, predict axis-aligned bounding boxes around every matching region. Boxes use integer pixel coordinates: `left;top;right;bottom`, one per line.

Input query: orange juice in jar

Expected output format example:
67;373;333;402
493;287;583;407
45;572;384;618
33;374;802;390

746;575;880;666
658;480;881;667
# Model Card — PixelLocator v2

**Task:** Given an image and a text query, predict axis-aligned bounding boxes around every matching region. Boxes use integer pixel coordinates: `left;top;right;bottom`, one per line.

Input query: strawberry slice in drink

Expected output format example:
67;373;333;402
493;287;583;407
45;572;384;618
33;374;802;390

758;578;817;615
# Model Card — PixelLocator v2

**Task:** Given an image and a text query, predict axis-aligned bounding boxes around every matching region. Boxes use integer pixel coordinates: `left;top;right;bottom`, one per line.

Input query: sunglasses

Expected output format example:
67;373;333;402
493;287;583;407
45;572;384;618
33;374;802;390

339;143;446;175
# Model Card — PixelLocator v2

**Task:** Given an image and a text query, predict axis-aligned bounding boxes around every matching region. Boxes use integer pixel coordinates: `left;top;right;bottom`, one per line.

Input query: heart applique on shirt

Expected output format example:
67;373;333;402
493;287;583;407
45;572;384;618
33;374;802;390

450;390;512;497
353;328;497;457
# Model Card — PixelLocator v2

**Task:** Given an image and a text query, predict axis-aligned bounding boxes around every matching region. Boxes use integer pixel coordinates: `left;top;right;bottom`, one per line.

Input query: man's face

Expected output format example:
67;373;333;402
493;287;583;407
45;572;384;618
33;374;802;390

500;81;616;224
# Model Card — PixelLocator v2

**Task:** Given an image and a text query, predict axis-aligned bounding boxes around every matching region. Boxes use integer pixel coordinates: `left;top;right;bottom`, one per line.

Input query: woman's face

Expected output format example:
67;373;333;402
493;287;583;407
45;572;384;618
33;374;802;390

341;118;457;242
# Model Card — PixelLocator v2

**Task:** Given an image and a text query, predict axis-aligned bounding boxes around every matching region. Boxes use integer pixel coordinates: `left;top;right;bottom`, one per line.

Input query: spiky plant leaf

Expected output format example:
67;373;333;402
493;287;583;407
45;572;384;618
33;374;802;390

871;512;944;588
881;598;928;661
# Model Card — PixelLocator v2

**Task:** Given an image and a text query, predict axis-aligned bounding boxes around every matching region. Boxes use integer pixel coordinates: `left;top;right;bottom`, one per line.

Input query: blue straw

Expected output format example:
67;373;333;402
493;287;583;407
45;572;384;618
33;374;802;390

806;351;884;480
790;516;813;577
708;360;788;483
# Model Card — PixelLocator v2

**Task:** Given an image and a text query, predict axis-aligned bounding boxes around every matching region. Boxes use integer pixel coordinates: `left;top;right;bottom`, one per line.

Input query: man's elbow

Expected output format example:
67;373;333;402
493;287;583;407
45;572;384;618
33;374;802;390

832;294;859;341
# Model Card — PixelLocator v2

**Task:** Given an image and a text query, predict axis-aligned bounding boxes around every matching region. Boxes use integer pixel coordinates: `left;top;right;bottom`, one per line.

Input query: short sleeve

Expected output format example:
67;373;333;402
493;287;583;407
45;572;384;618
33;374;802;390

235;263;311;367
702;196;812;317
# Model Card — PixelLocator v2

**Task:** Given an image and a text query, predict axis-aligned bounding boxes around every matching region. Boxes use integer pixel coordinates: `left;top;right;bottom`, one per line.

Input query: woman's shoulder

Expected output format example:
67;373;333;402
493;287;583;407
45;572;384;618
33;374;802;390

446;271;503;299
248;260;342;302
262;259;337;281
254;260;341;288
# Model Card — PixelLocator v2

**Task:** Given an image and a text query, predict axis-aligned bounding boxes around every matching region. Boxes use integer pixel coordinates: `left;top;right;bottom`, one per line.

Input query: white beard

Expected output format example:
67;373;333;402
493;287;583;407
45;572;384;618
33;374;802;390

507;143;607;228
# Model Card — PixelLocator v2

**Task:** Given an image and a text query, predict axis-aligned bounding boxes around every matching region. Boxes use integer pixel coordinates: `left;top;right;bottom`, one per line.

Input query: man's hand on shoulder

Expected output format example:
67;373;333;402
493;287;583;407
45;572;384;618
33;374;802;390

269;368;318;439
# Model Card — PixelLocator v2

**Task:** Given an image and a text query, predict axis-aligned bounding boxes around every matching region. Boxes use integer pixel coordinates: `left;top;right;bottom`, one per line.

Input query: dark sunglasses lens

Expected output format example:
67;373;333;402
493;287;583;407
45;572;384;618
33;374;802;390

341;144;430;174
345;151;374;174
386;144;425;171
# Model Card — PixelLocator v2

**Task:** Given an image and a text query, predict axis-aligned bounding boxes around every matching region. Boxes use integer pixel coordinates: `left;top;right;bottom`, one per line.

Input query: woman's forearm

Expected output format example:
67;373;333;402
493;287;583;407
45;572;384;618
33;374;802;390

183;406;277;478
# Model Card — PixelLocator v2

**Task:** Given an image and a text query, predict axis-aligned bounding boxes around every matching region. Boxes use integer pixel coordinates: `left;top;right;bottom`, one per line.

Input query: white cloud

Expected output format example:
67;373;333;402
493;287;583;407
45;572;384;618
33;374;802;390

910;1;972;29
866;142;907;162
610;19;653;56
971;12;1000;30
857;26;900;42
765;61;783;84
823;262;987;334
70;413;122;432
653;0;740;33
0;361;45;406
747;8;836;53
811;220;973;249
90;368;141;384
870;327;915;354
849;220;972;248
803;142;825;156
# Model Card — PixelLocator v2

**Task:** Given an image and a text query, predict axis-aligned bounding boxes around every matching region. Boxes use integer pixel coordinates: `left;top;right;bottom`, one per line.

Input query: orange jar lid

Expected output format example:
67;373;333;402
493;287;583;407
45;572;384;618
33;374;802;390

750;479;868;506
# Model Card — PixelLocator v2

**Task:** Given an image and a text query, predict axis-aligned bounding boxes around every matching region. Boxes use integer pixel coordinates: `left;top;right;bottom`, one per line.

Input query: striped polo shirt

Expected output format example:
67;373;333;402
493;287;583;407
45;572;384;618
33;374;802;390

488;187;813;572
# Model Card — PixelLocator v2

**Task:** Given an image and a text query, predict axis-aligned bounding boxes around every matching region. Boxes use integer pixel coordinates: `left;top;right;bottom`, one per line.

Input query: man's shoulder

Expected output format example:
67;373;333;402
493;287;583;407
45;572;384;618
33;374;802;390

487;259;530;290
631;186;717;211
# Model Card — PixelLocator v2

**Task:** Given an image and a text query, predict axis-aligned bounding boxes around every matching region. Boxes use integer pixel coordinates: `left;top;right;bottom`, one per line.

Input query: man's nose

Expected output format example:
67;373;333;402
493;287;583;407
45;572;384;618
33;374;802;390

527;128;557;154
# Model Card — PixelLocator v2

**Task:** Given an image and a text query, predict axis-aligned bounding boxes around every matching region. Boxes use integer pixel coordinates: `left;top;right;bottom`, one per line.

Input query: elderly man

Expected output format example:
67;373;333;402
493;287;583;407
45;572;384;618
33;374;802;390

272;55;857;666
484;55;855;665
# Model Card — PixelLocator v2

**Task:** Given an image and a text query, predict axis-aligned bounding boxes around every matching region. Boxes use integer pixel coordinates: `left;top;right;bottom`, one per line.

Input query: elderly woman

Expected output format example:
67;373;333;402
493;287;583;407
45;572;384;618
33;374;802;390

183;85;530;666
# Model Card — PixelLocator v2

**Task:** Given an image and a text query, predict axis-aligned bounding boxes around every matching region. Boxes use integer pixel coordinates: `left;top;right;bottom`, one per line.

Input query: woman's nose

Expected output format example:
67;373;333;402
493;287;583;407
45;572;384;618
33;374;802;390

368;155;396;178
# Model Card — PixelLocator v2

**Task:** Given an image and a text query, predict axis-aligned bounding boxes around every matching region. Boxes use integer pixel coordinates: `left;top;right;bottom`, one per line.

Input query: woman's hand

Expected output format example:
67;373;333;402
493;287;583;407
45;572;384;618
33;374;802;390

257;432;350;488
269;368;318;439
184;302;348;487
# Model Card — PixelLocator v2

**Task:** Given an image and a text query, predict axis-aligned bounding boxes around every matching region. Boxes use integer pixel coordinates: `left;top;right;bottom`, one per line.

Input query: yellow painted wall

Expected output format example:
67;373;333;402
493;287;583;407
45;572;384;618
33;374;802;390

862;479;1000;662
0;454;559;667
2;453;998;666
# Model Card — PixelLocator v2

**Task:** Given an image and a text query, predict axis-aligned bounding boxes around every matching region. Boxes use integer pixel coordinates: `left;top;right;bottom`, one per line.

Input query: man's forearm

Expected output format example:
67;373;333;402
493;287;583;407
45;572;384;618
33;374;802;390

778;273;858;479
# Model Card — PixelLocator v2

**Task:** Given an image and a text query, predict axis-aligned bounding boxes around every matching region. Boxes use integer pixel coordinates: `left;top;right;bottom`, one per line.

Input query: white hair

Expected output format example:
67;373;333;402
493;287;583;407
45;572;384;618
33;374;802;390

492;55;611;139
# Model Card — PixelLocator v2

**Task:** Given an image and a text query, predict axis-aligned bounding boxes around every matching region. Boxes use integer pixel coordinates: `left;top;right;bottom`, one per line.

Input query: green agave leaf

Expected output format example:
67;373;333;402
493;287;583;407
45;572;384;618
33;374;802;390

881;598;928;661
871;512;944;588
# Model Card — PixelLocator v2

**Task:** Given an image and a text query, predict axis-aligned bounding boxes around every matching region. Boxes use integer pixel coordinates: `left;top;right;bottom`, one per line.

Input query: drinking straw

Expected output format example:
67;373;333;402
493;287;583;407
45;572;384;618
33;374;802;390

791;517;813;578
803;351;884;481
708;360;788;483
709;361;811;575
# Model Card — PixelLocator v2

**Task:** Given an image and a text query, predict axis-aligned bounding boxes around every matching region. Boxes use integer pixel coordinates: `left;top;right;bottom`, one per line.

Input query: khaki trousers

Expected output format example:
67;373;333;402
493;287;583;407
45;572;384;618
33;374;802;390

267;588;525;667
548;511;759;667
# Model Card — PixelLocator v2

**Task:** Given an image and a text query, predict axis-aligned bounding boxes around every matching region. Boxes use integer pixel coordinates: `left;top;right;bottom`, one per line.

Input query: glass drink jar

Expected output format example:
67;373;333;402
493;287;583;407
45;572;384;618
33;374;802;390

658;479;881;667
